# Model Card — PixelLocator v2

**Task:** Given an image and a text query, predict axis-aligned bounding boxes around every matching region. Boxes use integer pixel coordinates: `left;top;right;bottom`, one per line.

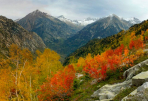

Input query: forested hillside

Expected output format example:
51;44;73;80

0;15;148;101
64;20;148;65
58;14;136;57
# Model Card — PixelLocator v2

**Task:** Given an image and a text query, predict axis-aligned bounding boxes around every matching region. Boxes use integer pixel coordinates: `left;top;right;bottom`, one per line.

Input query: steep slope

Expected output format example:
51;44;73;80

17;10;80;51
64;18;147;65
57;15;84;34
0;16;46;56
59;14;137;57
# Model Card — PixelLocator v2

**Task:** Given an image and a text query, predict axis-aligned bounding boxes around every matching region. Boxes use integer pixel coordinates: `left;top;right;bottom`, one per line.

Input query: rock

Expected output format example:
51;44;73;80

123;64;141;80
132;71;148;86
123;59;148;81
137;82;148;92
120;87;125;91
107;92;114;99
122;82;148;101
91;80;132;100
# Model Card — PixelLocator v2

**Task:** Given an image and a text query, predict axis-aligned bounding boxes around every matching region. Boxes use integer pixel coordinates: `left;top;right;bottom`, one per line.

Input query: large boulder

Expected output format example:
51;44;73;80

122;82;148;101
132;71;148;86
123;59;148;81
91;80;132;100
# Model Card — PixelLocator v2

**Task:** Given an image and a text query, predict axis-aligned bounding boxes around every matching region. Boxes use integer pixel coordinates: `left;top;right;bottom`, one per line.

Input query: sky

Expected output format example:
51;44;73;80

0;0;148;21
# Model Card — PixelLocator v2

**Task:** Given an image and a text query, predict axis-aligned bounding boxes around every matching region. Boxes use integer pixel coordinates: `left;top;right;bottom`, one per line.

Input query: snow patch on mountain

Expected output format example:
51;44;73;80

57;15;99;26
57;15;141;26
106;14;141;24
125;17;141;24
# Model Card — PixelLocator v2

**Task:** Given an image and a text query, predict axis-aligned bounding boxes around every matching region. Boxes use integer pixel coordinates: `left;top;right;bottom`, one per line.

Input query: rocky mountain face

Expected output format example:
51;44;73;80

0;16;46;55
59;14;139;57
17;10;81;51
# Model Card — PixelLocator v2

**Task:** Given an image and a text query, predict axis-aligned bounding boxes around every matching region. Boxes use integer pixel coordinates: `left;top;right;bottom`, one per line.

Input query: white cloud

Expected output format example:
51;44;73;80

0;0;47;19
0;0;148;21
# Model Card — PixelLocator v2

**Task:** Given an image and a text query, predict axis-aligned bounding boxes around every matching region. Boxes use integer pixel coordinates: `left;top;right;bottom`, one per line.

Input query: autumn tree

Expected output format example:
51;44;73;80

38;65;75;101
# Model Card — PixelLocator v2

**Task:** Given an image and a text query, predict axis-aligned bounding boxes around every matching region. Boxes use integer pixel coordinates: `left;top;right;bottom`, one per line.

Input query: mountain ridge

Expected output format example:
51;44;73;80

58;14;138;58
17;10;82;52
57;14;141;26
0;15;46;55
63;18;148;65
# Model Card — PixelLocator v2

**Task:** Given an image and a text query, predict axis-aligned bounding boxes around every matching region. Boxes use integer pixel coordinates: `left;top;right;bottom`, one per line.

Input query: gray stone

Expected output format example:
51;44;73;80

123;64;141;80
122;82;148;101
132;71;148;86
91;80;132;100
123;59;148;81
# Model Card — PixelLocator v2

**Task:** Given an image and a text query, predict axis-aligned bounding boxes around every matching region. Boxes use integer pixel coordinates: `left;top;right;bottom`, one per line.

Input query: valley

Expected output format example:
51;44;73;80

1;2;148;101
16;10;141;61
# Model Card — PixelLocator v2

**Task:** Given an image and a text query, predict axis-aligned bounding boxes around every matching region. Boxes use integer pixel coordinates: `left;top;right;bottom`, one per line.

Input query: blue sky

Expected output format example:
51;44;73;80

1;0;148;21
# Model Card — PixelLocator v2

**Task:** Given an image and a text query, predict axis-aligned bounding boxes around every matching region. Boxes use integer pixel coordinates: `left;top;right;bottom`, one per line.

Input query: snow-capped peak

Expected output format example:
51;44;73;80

107;15;141;24
28;9;51;17
126;17;141;24
30;9;41;15
57;15;65;19
57;14;141;26
57;15;99;26
57;15;72;22
78;17;99;25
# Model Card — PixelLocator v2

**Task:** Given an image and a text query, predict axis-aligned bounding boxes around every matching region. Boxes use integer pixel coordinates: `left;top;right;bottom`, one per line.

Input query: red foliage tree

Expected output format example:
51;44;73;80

38;65;75;101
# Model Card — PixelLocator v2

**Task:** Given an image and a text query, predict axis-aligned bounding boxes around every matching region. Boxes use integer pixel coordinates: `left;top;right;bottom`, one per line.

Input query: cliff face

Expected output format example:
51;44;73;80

0;16;46;54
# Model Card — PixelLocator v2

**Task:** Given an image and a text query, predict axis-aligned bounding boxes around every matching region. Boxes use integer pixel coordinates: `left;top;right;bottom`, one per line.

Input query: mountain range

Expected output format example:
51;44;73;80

17;10;82;52
1;8;148;101
15;10;141;60
57;14;141;57
57;15;99;26
57;14;141;26
63;17;147;65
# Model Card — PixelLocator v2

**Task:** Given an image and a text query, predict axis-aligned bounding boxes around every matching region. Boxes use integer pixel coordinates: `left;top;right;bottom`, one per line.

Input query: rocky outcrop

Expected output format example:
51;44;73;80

91;80;132;100
91;58;148;101
123;59;148;81
132;71;148;86
122;82;148;101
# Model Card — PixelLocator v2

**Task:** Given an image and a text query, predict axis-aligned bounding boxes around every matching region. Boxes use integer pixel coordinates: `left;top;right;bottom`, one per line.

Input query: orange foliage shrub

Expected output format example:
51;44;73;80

38;65;75;101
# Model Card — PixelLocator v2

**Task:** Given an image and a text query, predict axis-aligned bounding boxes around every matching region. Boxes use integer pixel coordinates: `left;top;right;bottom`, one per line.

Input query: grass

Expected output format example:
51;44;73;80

113;86;137;101
70;68;126;101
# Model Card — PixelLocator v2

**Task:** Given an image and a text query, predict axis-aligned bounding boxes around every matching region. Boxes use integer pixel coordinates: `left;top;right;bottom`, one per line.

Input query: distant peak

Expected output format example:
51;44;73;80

125;17;141;24
57;15;65;19
35;9;40;12
85;17;99;21
28;9;50;17
108;14;119;18
32;9;42;14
